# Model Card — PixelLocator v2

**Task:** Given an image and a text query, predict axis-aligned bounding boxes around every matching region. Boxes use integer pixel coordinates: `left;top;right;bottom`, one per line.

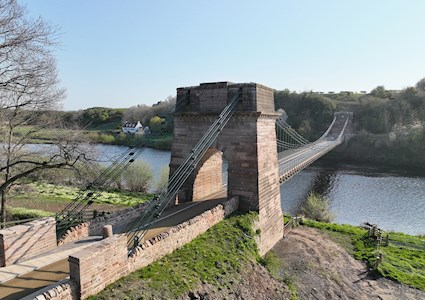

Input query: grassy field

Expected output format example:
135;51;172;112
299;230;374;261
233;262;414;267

302;219;425;291
9;182;153;217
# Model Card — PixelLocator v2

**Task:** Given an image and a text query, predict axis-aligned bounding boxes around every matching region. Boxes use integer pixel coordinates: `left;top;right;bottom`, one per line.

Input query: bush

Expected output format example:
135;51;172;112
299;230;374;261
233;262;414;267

300;193;335;222
156;167;169;192
121;161;153;192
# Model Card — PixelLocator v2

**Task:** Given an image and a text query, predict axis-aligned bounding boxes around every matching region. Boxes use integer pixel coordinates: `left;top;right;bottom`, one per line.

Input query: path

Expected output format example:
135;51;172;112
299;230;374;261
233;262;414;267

273;227;425;300
0;194;227;300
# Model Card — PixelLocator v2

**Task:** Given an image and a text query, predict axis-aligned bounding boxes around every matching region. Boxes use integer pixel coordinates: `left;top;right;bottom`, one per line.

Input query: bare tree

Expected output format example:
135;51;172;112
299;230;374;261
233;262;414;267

0;0;92;224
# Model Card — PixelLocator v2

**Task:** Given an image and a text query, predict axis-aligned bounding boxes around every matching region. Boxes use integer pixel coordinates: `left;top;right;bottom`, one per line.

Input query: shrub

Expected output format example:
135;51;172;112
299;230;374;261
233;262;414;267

121;161;153;192
156;166;169;192
300;193;335;222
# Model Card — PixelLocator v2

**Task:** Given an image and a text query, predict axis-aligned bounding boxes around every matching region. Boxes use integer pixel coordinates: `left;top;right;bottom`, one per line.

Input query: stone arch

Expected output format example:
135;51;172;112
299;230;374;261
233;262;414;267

192;148;226;201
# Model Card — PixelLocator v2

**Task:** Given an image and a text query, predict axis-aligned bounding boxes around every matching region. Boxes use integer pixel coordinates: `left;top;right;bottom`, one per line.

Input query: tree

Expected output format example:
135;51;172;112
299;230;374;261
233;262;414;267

416;77;425;94
0;0;93;224
370;85;390;98
149;115;166;134
123;96;175;133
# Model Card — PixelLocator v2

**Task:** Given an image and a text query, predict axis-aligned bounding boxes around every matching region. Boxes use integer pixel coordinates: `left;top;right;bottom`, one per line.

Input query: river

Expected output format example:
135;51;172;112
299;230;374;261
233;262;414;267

33;144;425;236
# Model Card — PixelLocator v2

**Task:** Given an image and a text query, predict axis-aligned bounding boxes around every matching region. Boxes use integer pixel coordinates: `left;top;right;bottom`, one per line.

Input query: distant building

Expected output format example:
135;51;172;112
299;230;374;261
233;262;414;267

122;121;143;134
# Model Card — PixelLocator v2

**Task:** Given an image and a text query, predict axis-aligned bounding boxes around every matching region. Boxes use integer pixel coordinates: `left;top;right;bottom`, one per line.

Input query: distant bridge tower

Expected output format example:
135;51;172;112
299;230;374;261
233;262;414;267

170;82;283;255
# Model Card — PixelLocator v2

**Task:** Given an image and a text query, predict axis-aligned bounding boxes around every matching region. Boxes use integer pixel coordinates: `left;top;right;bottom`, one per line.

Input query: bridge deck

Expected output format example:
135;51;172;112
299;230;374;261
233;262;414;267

0;195;227;300
278;112;351;183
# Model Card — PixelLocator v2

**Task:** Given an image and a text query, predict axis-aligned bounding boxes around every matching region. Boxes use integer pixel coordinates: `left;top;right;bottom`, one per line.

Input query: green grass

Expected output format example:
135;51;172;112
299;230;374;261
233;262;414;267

145;133;173;150
302;219;425;291
6;206;53;220
91;212;260;299
14;182;153;207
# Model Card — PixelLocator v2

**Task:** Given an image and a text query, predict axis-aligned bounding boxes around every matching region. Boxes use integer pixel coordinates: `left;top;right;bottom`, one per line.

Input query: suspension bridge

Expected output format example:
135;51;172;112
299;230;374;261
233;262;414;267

0;82;352;300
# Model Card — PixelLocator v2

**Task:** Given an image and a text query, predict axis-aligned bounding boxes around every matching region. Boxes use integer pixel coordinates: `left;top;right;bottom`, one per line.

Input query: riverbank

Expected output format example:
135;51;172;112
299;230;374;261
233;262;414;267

274;226;425;300
14;125;173;151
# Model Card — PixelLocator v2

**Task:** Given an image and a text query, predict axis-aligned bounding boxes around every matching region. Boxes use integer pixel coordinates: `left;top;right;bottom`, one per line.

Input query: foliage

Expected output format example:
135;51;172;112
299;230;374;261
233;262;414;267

92;213;259;298
416;77;425;94
327;129;425;170
156;166;169;192
121;161;153;193
145;133;173;150
303;219;425;291
274;91;335;140
149;116;166;134
259;251;281;277
370;85;390;98
300;193;335;222
123;96;175;134
61;107;124;130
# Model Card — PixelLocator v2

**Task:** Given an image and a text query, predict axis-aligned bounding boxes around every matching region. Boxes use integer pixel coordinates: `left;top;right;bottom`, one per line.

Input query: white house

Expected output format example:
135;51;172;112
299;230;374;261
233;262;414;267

122;121;143;134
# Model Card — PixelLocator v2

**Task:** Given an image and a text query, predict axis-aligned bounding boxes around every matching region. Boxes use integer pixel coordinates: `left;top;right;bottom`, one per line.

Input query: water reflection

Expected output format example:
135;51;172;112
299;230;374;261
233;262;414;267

281;167;425;235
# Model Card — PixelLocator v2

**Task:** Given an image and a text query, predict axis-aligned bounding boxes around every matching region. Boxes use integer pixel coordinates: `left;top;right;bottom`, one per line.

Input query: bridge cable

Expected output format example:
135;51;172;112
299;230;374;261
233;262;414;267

125;89;242;254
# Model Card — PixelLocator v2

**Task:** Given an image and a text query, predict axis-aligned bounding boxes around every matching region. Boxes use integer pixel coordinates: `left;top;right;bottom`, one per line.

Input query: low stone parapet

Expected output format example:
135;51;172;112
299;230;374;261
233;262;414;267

67;197;239;299
57;202;151;246
0;217;57;266
21;279;78;300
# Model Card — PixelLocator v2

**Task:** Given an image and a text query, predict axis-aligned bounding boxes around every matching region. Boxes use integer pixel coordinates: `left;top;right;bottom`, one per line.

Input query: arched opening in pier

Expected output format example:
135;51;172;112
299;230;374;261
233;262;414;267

192;148;228;201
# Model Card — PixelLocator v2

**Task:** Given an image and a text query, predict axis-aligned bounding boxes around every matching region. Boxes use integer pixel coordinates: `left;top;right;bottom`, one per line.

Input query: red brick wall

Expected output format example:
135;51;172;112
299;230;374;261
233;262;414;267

0;217;57;266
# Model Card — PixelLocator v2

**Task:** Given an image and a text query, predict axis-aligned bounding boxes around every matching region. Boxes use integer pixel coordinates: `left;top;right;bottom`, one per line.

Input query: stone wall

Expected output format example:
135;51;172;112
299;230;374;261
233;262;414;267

0;217;57;266
23;279;78;300
69;234;128;299
58;202;150;246
192;149;223;201
67;197;239;299
256;116;284;256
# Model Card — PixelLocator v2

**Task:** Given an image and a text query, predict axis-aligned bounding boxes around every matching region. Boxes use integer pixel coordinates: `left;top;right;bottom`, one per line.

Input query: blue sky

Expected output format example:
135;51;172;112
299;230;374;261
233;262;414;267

22;0;425;111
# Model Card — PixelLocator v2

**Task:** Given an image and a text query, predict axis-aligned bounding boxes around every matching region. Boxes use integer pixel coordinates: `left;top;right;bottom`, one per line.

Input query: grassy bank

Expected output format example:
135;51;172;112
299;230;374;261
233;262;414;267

302;219;425;291
14;125;173;150
9;182;153;218
19;182;152;206
90;212;265;299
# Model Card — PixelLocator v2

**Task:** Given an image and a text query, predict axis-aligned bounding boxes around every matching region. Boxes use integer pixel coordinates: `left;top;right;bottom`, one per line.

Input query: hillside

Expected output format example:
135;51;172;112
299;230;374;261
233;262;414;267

89;214;424;300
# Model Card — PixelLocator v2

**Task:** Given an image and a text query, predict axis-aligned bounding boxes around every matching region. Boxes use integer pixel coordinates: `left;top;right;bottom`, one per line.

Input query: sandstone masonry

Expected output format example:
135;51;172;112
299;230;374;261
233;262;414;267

0;217;57;266
171;82;284;255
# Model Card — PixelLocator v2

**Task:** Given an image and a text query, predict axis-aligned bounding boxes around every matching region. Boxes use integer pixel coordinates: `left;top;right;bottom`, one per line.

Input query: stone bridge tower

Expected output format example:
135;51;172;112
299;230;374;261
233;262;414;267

170;82;283;255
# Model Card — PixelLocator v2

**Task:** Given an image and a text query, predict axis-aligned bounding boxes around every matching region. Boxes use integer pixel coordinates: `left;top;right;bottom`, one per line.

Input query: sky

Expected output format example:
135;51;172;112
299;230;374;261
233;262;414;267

21;0;425;111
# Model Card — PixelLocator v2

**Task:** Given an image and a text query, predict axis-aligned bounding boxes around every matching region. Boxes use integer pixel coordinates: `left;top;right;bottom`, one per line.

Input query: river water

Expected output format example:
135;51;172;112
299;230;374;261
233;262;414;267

37;144;425;236
281;167;425;235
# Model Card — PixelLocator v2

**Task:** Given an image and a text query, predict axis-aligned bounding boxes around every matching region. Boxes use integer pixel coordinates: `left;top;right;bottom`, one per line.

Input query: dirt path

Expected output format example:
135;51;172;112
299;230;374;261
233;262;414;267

273;227;425;300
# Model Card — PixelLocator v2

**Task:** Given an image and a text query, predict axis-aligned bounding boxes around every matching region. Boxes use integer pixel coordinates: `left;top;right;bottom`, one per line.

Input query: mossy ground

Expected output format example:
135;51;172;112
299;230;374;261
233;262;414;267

90;212;261;299
302;219;425;291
